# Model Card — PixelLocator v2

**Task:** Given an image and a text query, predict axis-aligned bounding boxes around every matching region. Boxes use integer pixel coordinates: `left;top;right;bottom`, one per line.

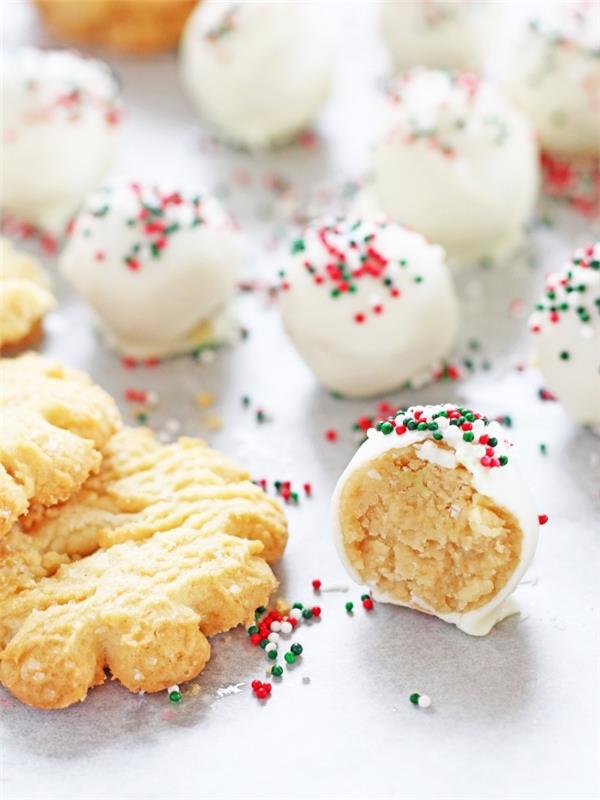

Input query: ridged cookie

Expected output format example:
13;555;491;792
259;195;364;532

0;353;121;535
0;528;277;709
18;426;288;564
0;239;55;350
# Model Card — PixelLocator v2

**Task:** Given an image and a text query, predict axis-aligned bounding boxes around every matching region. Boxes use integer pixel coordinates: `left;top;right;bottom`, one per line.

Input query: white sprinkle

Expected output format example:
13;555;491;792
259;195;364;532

418;695;431;709
165;418;181;434
270;621;282;632
167;684;179;694
265;642;277;654
302;676;311;685
279;621;293;634
267;632;280;643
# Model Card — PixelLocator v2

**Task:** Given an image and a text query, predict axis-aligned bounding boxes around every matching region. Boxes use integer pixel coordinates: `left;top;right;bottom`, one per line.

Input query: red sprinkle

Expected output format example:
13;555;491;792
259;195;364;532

312;579;321;591
538;514;549;526
325;429;338;442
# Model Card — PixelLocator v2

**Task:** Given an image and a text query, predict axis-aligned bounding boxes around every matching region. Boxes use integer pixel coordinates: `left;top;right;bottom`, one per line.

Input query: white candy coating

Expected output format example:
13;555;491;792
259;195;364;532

278;217;459;398
371;69;540;263
331;404;540;636
505;3;600;156
530;242;600;429
180;1;333;148
381;0;501;72
1;48;121;235
60;181;241;358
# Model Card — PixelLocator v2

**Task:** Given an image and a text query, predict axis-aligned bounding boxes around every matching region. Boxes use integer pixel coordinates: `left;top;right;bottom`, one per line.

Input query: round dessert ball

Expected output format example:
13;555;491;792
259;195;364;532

179;1;333;148
278;217;459;398
34;0;196;55
505;3;600;157
381;0;501;72
1;48;121;235
331;403;540;636
60;181;241;358
371;69;540;263
529;242;600;431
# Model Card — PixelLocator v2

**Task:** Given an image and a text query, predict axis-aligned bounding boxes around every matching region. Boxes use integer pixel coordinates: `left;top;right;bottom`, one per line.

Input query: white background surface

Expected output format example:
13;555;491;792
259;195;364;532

1;2;599;799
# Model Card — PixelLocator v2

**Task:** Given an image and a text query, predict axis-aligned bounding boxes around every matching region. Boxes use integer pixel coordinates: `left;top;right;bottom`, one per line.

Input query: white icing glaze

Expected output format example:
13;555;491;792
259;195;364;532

381;0;501;72
278;216;459;398
331;404;540;636
179;1;333;148
371;69;540;263
1;48;121;234
505;2;600;156
529;242;600;428
60;181;241;358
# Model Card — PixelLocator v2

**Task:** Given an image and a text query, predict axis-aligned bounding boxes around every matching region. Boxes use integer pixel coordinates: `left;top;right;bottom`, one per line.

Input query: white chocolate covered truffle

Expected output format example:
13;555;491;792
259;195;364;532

1;48;121;235
331;404;540;636
371;69;540;263
179;1;333;148
60;181;241;358
529;242;600;430
278;217;459;398
505;3;600;157
381;0;501;72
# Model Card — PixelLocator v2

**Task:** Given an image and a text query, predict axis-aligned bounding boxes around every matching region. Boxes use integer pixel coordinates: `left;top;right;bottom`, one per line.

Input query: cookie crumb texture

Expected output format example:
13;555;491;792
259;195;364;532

0;530;277;709
339;446;522;615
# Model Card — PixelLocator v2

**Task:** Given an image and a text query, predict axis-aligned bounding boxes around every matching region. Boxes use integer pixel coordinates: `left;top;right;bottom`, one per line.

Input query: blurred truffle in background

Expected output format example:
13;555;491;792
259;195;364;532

180;0;333;149
1;47;122;235
381;0;502;73
370;69;540;264
33;0;197;55
504;2;600;157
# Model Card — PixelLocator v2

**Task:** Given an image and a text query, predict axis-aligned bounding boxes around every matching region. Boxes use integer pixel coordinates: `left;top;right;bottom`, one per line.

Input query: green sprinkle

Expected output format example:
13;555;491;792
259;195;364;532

290;643;303;656
267;649;278;660
169;691;182;704
409;693;420;705
284;652;297;665
345;601;354;613
271;665;283;677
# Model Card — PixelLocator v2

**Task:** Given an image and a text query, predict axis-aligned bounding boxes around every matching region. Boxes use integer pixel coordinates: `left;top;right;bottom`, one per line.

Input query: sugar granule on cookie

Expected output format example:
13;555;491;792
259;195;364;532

0;528;277;709
0;239;55;351
0;353;121;536
8;426;287;572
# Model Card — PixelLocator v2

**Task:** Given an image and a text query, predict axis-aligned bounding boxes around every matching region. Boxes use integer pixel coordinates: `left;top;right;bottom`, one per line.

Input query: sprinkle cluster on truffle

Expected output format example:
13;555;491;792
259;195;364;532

6;55;122;131
527;4;600;60
69;183;230;271
369;403;511;470
385;70;510;157
530;242;600;340
279;218;429;324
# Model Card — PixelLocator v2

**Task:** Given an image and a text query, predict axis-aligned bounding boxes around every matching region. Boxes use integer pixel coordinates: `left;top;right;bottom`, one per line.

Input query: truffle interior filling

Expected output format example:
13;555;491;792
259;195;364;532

338;446;522;614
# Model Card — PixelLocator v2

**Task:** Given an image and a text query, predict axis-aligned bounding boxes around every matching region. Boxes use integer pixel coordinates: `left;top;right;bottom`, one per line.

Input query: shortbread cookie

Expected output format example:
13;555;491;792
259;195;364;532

0;353;121;536
0;239;55;350
0;528;277;709
16;426;288;565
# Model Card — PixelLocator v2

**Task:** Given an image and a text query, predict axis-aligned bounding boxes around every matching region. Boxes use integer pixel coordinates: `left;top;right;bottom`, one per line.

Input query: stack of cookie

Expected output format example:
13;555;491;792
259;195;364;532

0;352;287;709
